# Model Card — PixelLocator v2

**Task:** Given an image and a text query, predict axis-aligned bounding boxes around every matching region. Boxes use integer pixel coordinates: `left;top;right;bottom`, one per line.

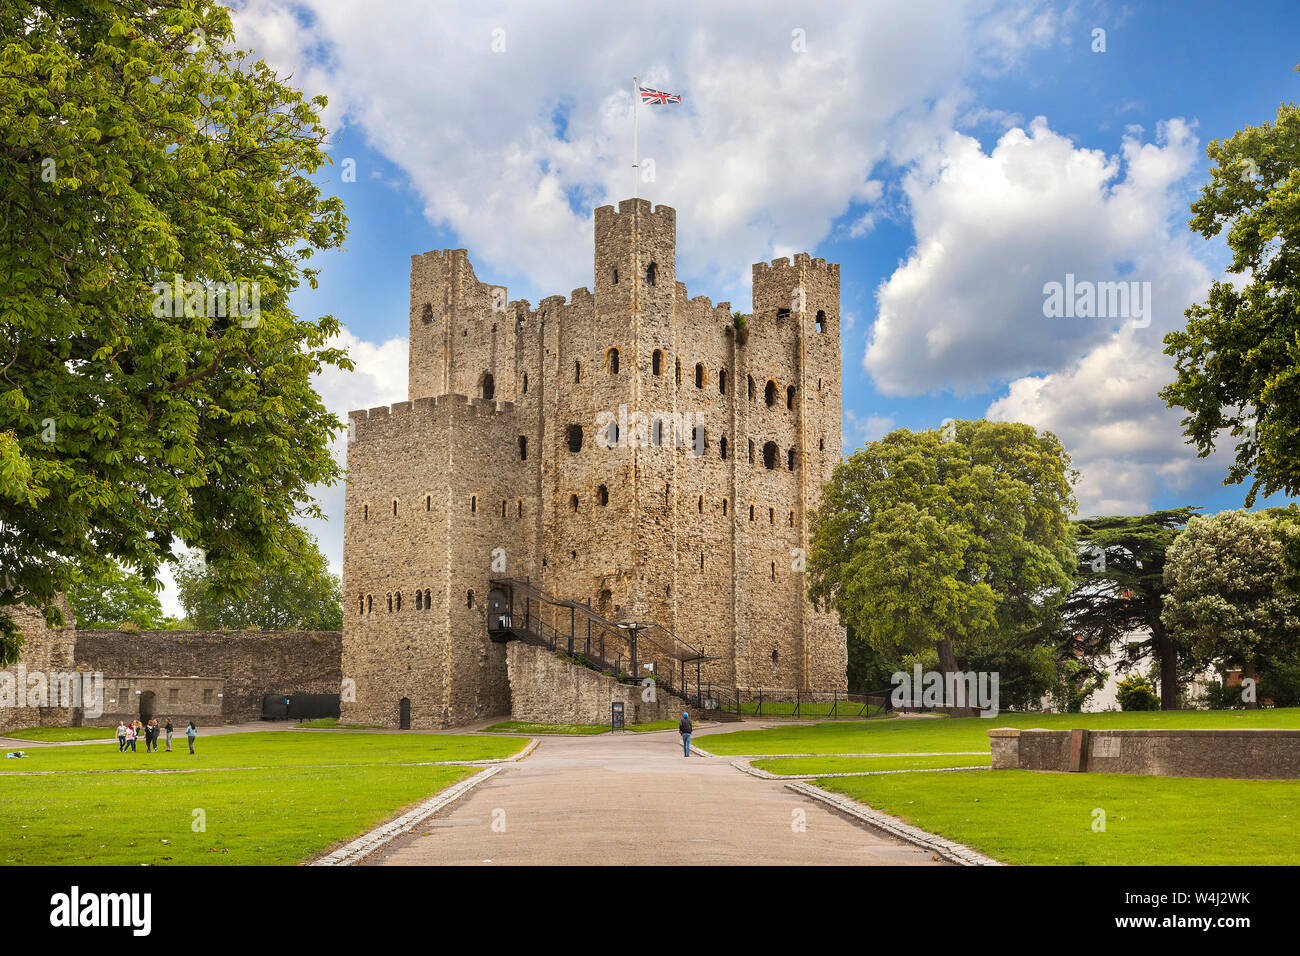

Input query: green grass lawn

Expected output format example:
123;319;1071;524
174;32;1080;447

739;700;884;719
821;769;1300;865
0;731;525;772
294;718;384;729
0;731;525;865
754;753;991;774
627;720;679;733
1;727;116;743
483;720;610;735
698;707;1300;756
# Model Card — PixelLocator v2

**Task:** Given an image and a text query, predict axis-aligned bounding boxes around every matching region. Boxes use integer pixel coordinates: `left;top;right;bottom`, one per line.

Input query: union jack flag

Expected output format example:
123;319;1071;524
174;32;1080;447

639;86;682;105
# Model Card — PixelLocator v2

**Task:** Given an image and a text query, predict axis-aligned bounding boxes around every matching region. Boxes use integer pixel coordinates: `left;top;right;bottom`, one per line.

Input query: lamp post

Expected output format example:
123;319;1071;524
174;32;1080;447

615;621;655;679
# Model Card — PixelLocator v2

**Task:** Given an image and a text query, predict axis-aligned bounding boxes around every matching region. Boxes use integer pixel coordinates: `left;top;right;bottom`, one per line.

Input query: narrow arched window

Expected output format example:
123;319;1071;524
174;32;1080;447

363;504;368;521
748;375;755;400
646;262;657;286
748;439;754;463
517;500;523;517
567;424;583;452
765;381;777;407
698;495;704;513
789;510;795;526
416;590;423;610
392;500;398;516
522;372;529;394
652;418;663;446
788;448;796;471
424;588;431;608
425;495;431;511
598;484;609;506
501;499;507;517
718;369;727;394
695;363;704;389
519;435;527;460
763;441;778;469
787;385;795;410
467;590;474;609
612;268;619;284
471;495;477;514
819;437;825;451
816;310;826;332
607;348;620;375
395;592;402;611
367;595;372;613
387;594;393;612
571;494;579;512
769;507;775;524
481;373;495;400
421;303;433;323
575;360;582;383
359;596;364;615
771;562;776;580
720;436;728;460
749;504;755;521
722;499;728;516
652;349;663;376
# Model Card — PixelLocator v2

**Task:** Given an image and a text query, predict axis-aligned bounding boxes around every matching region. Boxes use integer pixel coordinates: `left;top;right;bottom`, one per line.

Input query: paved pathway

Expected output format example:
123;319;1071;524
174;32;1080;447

370;729;942;866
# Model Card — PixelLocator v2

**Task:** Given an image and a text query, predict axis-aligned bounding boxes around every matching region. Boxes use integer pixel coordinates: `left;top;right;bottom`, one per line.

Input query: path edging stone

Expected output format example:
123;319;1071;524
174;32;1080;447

785;781;1004;867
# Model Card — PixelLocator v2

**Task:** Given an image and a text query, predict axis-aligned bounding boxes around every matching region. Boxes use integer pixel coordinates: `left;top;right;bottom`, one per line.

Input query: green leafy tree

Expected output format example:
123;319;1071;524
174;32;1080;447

0;2;350;663
1065;508;1199;709
174;527;342;631
808;420;1078;691
1162;510;1300;708
66;562;172;629
1160;73;1300;511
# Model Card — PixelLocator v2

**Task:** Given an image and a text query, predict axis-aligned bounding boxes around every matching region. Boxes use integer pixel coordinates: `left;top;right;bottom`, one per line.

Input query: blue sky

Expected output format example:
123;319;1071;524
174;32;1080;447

186;0;1300;603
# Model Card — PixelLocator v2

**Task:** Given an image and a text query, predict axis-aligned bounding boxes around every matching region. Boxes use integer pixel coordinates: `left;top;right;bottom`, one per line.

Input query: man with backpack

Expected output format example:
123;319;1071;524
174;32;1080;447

678;711;693;757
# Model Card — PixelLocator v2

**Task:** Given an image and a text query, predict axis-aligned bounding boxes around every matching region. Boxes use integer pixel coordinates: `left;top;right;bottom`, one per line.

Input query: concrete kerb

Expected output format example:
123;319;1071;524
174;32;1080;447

302;737;538;866
732;758;990;780
786;781;1004;867
309;765;505;866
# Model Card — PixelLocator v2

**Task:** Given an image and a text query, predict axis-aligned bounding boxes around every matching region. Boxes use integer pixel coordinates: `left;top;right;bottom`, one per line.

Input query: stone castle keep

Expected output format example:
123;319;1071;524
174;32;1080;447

341;199;847;729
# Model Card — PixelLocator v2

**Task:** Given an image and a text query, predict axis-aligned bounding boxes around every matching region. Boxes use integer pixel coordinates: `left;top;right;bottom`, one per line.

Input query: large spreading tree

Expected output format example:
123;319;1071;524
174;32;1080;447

1065;507;1199;709
1162;510;1300;708
1160;72;1300;530
174;527;342;631
0;1;350;663
808;420;1078;698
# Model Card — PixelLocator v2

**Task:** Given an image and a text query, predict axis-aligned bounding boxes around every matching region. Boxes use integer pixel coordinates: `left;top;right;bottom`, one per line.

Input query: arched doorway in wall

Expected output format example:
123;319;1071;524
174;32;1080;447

139;690;155;721
399;697;411;730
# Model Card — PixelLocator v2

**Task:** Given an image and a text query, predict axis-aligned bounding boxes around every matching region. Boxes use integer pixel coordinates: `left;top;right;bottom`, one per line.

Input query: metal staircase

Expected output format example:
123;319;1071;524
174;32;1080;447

485;577;740;718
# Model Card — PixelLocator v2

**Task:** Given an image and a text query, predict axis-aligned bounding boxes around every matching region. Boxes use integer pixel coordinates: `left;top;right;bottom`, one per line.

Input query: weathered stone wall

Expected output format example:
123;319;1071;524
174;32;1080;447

74;629;341;725
342;198;849;730
989;727;1300;779
0;599;77;733
506;641;693;726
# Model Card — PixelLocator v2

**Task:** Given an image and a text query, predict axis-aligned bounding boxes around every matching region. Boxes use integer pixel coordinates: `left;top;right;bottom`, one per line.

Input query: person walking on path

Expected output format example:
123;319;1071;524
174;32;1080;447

678;711;693;757
186;721;197;754
116;721;127;753
164;718;174;752
124;721;136;753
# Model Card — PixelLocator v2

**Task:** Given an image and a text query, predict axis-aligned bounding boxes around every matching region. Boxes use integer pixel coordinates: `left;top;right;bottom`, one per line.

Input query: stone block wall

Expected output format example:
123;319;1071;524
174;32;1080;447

74;629;341;724
990;727;1300;779
506;641;693;726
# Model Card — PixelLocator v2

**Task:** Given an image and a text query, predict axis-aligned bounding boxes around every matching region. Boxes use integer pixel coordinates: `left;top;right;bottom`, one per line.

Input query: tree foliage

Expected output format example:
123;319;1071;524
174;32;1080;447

808;420;1078;679
1065;507;1199;709
174;526;342;631
0;1;350;663
65;561;177;629
1160;75;1300;509
1162;510;1300;704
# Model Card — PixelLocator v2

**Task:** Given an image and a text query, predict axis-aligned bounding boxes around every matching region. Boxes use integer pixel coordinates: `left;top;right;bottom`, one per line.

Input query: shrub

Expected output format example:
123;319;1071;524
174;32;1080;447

1116;674;1161;711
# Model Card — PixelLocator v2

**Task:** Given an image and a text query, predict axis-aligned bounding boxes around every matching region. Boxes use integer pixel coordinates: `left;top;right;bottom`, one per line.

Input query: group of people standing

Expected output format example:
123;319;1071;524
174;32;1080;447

116;718;197;754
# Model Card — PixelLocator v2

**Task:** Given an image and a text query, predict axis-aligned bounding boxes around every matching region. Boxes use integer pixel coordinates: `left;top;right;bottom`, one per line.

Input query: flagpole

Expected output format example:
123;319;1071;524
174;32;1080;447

632;75;638;199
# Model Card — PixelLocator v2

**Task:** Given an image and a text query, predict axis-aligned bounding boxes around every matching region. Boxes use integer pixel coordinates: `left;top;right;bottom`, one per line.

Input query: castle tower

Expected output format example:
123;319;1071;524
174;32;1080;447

341;200;846;729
